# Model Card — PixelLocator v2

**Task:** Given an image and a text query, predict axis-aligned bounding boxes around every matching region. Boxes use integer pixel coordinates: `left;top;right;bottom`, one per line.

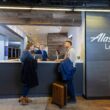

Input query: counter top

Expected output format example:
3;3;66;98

0;60;21;63
0;60;59;63
0;60;83;63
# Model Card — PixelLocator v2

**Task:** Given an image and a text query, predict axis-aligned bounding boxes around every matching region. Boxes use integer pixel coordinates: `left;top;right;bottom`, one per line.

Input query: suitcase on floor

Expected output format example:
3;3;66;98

52;82;67;108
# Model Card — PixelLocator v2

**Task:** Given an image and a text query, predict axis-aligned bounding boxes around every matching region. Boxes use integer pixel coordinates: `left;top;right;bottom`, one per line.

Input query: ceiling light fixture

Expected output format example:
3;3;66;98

0;6;31;10
0;6;109;12
0;6;72;11
32;7;72;11
74;8;110;12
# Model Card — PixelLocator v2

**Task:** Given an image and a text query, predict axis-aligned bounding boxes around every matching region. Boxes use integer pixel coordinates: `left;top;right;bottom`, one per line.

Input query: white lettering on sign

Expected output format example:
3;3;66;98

91;33;110;43
90;33;110;50
105;43;110;50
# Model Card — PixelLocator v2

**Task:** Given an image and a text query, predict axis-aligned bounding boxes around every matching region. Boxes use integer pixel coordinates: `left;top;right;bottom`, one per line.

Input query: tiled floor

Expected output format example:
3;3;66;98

0;97;109;110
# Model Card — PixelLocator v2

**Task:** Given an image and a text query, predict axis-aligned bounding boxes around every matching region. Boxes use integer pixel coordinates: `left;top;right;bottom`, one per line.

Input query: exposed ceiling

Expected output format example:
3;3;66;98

0;10;81;26
0;0;110;8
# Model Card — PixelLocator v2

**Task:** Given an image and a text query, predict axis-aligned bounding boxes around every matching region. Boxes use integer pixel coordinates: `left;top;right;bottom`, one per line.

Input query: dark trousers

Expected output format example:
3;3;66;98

67;79;76;101
22;84;30;97
63;78;76;102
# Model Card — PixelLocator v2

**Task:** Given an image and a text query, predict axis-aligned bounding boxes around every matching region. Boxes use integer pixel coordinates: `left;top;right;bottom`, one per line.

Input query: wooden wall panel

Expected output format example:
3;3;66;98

47;33;69;56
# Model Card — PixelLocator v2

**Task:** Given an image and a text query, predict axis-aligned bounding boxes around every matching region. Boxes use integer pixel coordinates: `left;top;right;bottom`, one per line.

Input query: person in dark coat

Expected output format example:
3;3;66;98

19;42;39;105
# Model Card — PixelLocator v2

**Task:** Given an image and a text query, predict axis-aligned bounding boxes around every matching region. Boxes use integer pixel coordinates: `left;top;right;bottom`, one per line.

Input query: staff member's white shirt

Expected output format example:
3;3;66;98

65;47;77;67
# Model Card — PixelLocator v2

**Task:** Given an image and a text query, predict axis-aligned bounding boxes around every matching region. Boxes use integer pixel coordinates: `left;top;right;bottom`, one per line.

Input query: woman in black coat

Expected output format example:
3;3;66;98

19;43;38;105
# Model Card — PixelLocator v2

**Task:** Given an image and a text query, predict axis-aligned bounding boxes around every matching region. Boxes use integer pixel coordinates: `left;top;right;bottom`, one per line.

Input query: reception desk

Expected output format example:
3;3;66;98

0;61;83;98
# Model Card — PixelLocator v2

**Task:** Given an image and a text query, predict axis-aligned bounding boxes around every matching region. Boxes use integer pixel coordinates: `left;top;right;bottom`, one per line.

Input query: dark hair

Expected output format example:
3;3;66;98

65;40;72;45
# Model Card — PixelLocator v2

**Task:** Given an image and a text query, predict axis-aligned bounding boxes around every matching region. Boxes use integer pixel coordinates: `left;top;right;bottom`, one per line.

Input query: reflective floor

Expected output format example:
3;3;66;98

0;97;109;110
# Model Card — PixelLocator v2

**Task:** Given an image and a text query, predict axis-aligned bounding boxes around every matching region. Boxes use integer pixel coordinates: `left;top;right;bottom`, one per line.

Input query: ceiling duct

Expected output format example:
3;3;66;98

0;0;110;8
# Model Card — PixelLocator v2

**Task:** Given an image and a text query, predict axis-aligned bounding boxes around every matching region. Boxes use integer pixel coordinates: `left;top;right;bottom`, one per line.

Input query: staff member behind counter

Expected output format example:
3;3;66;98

34;44;48;61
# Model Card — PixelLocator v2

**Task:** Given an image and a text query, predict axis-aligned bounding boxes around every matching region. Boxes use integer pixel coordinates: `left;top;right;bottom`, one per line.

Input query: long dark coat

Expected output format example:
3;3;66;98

21;58;39;88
